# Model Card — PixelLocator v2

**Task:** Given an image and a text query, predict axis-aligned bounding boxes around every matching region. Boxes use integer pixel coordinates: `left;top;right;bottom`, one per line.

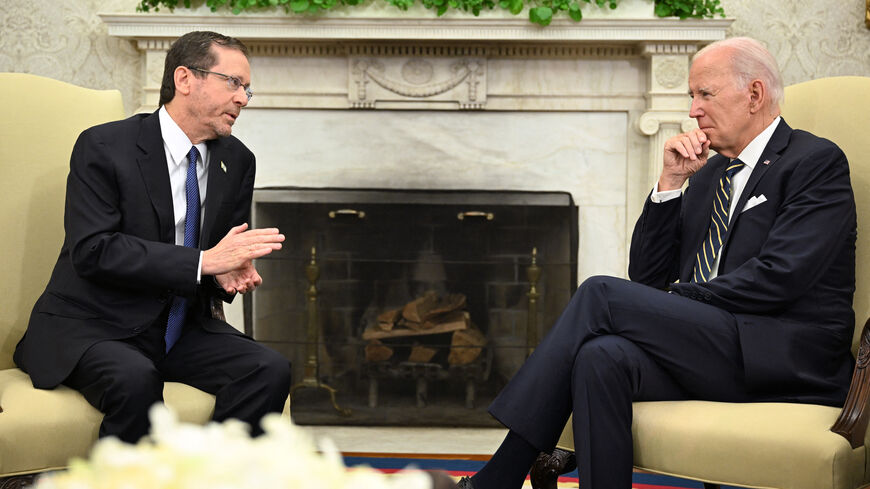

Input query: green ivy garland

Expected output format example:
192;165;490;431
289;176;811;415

137;0;724;27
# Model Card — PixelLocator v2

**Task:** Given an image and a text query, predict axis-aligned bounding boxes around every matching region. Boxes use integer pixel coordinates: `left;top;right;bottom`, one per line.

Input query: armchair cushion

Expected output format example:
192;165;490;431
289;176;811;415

0;368;215;476
632;401;863;489
555;401;864;489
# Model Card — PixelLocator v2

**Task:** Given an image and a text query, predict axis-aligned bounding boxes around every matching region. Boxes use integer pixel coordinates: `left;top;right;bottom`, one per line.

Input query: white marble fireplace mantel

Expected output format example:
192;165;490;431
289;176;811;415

101;9;730;42
100;10;732;289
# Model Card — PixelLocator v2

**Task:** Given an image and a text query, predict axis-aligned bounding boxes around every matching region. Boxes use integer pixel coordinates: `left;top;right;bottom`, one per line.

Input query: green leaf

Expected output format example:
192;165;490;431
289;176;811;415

568;3;582;21
529;6;552;25
289;0;309;11
653;2;672;17
137;0;724;27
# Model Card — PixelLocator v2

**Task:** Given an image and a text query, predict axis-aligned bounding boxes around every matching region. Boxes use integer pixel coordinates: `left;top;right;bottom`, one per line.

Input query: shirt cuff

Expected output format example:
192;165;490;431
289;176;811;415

196;251;203;284
650;183;683;203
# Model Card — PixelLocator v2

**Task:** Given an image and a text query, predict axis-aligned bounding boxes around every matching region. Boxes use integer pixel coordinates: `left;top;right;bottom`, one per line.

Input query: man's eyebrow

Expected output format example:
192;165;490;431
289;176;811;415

688;85;714;96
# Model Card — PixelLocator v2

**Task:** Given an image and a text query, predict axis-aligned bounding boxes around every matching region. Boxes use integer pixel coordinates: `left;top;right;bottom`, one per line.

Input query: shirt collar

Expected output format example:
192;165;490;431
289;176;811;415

158;106;208;168
734;116;781;170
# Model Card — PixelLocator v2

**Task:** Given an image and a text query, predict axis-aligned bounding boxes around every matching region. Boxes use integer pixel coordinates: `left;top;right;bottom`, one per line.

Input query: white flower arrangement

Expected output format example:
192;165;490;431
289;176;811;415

34;405;435;489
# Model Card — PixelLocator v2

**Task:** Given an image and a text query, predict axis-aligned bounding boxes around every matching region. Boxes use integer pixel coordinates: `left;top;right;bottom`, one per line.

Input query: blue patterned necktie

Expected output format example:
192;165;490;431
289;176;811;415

692;159;745;283
165;146;201;352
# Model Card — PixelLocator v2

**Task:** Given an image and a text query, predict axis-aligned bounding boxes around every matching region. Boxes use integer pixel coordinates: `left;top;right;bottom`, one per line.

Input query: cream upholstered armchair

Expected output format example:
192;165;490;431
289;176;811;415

0;73;221;486
531;76;870;489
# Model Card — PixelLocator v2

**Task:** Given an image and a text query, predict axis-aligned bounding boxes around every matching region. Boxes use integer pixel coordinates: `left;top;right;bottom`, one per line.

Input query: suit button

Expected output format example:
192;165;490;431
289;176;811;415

703;292;712;300
133;327;142;333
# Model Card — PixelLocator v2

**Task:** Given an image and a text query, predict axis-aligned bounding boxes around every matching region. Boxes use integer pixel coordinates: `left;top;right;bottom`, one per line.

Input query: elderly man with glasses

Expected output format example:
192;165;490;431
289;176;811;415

13;31;291;443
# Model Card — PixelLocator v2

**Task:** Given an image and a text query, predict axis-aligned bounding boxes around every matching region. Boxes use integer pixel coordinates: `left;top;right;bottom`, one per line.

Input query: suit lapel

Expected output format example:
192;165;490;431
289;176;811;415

136;111;175;244
719;119;792;254
201;139;230;247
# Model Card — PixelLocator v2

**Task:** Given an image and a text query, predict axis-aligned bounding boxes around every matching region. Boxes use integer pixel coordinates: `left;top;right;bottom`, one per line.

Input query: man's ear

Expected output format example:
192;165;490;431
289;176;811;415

173;66;194;97
747;79;766;114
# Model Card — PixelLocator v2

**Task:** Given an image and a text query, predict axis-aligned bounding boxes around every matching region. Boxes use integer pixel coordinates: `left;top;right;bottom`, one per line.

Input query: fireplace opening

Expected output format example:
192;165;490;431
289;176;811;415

248;188;578;426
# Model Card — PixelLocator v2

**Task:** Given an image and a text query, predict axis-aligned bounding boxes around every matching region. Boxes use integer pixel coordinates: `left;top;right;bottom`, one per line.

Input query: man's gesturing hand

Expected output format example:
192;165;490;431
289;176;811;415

660;128;712;191
202;223;284;276
215;260;262;295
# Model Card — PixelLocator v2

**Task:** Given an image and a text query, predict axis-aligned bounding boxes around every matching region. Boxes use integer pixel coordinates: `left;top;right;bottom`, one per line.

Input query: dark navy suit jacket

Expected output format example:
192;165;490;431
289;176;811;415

14;110;255;389
629;119;856;406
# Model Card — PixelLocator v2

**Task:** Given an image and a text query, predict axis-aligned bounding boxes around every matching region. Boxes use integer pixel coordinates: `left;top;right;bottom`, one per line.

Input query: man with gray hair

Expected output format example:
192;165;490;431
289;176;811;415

456;36;856;489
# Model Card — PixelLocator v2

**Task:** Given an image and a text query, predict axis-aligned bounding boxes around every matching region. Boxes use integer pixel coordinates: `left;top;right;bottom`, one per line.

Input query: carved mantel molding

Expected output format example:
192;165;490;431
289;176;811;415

101;12;732;187
101;13;731;43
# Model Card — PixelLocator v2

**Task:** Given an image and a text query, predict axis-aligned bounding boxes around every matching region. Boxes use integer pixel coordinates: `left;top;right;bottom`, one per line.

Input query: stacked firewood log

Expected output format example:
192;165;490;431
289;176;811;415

362;291;486;366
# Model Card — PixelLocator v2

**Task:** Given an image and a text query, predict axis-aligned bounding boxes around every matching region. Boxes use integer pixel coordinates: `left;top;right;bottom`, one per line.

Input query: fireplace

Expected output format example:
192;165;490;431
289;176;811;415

248;188;577;426
101;7;732;426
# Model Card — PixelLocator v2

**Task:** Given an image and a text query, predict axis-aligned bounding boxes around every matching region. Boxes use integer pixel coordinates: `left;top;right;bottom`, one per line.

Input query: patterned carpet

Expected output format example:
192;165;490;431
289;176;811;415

343;453;742;488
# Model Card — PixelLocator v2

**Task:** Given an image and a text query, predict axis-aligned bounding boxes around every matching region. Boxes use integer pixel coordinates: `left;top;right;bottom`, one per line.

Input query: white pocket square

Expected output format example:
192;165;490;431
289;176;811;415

742;194;768;213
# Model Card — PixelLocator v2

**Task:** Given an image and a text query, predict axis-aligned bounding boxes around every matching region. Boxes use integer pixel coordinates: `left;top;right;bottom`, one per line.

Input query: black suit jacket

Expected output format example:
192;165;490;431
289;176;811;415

629;119;856;405
14;110;256;389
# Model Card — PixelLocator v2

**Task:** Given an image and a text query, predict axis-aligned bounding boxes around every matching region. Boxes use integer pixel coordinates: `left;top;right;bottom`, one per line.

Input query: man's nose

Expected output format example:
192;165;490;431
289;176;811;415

689;99;703;118
233;87;249;107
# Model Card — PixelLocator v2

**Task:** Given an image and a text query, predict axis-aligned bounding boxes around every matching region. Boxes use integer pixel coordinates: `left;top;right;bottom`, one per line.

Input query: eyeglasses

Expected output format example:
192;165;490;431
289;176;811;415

188;67;253;101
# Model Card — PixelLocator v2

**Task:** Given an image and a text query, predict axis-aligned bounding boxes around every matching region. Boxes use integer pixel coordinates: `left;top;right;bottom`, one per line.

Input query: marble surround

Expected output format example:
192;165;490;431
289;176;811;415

100;8;732;299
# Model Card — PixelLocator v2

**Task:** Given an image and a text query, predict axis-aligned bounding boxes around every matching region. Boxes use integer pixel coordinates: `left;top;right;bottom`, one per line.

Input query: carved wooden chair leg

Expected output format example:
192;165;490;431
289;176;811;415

529;448;577;489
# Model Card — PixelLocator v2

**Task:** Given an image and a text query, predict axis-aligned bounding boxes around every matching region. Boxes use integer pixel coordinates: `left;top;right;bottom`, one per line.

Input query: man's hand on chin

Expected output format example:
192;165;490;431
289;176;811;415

660;128;712;191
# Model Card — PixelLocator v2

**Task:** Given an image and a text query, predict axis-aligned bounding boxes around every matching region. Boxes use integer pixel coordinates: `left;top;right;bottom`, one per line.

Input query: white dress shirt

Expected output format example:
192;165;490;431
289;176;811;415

158;106;208;282
650;116;782;279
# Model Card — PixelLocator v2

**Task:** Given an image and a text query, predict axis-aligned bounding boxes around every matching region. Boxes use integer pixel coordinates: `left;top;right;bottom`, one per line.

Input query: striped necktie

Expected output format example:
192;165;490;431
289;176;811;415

165;146;201;352
692;159;745;283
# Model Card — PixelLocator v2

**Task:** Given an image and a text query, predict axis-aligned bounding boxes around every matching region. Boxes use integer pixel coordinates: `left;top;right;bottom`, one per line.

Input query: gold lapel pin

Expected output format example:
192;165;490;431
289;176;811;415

221;161;227;173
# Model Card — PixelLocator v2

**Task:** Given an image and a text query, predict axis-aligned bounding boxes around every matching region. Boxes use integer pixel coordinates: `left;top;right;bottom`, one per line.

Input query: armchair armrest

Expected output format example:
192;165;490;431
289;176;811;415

830;317;870;448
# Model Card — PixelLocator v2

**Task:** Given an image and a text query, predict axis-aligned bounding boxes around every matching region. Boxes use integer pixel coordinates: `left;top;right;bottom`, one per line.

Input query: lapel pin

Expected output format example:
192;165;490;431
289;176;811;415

762;159;770;165
220;161;227;173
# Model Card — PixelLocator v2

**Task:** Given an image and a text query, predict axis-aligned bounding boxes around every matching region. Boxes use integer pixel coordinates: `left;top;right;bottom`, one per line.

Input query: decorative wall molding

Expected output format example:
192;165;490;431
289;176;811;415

0;0;142;114
723;0;870;86
244;42;639;59
349;56;486;109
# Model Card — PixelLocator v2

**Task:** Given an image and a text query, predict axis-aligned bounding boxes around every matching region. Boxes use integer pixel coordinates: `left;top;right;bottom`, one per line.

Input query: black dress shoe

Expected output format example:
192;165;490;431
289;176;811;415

456;476;476;489
529;449;576;489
